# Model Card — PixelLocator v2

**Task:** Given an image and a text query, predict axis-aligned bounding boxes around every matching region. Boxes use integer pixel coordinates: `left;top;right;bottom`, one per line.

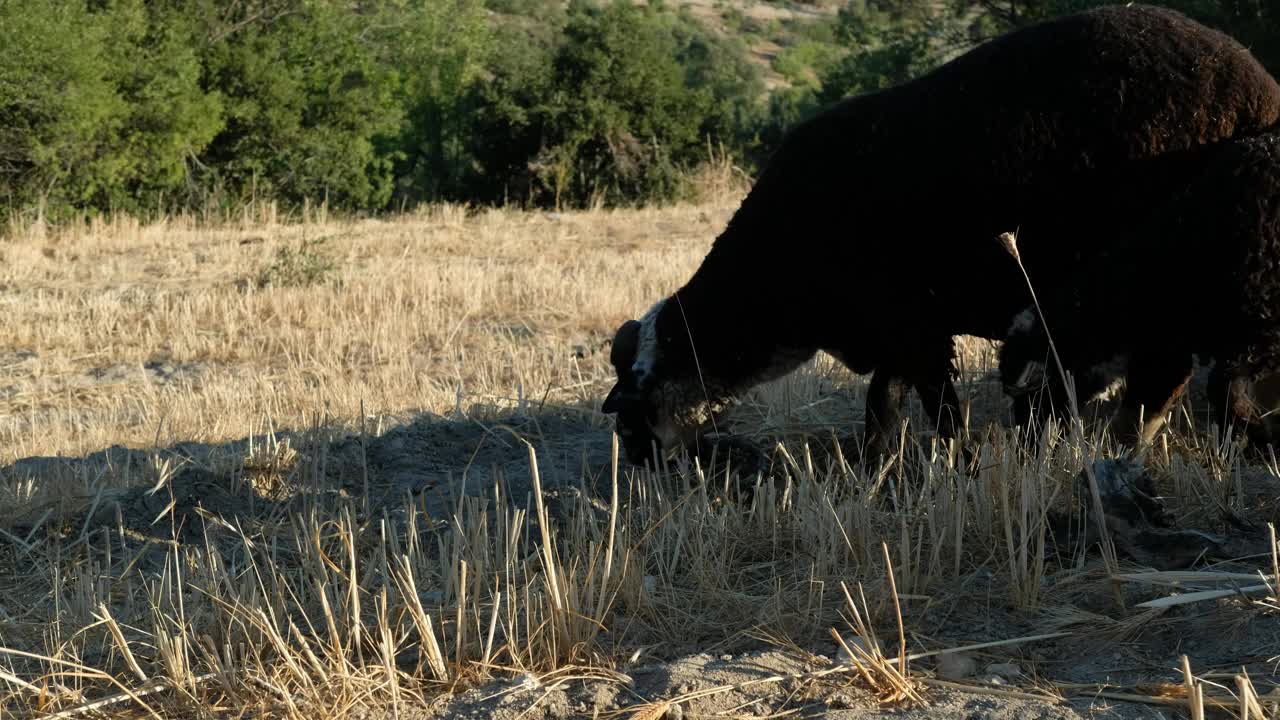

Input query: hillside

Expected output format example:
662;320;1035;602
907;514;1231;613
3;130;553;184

670;0;843;88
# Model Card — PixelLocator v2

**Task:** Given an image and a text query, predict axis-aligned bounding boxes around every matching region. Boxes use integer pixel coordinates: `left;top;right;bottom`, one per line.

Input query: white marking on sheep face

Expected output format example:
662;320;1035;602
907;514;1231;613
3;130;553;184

615;297;746;458
1008;307;1037;337
618;298;809;462
631;298;665;388
1088;356;1129;402
1015;360;1046;390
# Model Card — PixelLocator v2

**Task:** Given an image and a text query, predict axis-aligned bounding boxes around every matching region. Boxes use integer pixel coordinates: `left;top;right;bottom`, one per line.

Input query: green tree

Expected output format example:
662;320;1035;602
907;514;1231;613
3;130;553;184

1;0;774;216
388;0;491;203
195;1;405;210
462;17;562;204
0;0;220;214
539;1;712;206
0;1;119;211
663;9;766;165
816;0;968;104
467;1;762;208
98;1;223;209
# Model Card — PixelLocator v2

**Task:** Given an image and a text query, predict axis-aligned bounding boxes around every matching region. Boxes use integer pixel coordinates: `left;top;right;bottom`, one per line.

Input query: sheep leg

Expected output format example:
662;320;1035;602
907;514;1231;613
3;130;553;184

1006;362;1073;432
863;369;910;469
864;368;970;472
1252;373;1280;449
998;321;1054;430
1207;363;1248;442
1111;353;1193;449
912;372;973;470
1207;363;1280;450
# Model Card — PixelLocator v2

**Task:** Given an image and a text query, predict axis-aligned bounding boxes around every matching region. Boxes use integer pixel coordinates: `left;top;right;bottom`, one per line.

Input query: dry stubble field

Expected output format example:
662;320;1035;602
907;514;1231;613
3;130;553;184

1;194;1279;719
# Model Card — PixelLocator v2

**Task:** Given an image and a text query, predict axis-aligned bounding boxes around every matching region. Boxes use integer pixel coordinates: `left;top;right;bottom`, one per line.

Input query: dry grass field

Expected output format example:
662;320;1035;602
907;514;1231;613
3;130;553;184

2;190;1280;719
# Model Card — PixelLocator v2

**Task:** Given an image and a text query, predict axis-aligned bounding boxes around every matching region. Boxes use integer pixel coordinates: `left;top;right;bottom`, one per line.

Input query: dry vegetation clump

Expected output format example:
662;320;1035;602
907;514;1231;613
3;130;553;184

1;203;1279;719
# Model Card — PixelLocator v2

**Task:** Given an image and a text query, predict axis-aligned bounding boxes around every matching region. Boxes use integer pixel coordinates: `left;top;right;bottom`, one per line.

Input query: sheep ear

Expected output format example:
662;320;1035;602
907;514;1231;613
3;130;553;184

604;319;644;414
610;319;643;371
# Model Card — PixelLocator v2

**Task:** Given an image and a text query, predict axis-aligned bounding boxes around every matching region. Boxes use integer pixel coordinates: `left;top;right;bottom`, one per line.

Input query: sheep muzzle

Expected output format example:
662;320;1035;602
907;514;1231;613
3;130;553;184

602;318;661;464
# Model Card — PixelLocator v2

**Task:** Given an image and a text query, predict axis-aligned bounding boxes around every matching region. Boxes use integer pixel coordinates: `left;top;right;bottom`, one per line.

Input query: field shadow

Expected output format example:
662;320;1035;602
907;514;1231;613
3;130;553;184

0;408;624;555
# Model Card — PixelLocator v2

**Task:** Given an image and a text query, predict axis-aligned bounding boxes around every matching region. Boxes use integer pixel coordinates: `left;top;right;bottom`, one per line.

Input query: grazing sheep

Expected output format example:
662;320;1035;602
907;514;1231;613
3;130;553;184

601;3;1280;468
601;4;1280;466
1000;132;1280;452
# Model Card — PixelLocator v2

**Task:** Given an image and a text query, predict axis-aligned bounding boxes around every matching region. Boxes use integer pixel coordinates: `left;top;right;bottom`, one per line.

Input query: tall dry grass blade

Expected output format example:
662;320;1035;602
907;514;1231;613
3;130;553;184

527;442;564;617
1135;585;1272;609
830;627;878;689
594;434;621;623
1000;230;1118;578
376;587;401;718
43;673;217;720
95;605;147;683
483;590;502;671
455;559;468;677
422;614;450;682
835;580;924;705
1269;523;1279;605
0;649;165;720
1182;655;1205;720
881;542;907;677
904;632;1069;661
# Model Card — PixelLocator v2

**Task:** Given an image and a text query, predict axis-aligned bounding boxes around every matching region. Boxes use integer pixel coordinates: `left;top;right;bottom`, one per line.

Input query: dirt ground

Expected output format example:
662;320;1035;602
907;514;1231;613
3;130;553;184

415;647;1177;719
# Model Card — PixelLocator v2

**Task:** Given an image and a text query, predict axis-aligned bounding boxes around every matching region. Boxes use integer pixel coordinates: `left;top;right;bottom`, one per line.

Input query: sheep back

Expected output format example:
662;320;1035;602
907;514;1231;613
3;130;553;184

792;3;1280;189
679;4;1280;358
1003;131;1280;386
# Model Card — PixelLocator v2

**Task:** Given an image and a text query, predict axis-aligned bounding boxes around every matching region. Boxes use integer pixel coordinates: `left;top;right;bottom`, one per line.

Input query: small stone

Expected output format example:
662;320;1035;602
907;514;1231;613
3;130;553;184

936;652;977;680
836;635;877;663
985;662;1022;680
720;654;733;662
666;704;684;720
516;673;540;691
983;674;1007;686
828;691;857;709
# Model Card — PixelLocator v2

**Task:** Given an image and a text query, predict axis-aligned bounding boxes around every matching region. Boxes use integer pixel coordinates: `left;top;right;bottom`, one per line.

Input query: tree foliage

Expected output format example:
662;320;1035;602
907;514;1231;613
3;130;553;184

0;0;221;213
465;1;765;208
1;0;1276;218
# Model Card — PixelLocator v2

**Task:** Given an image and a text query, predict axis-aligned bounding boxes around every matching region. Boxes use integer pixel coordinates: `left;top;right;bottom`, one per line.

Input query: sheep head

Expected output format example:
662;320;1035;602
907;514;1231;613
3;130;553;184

601;300;734;466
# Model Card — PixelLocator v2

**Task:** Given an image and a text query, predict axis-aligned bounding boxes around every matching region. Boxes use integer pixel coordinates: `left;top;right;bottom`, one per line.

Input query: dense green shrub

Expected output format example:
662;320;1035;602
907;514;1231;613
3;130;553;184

465;1;765;208
0;0;221;214
196;3;404;210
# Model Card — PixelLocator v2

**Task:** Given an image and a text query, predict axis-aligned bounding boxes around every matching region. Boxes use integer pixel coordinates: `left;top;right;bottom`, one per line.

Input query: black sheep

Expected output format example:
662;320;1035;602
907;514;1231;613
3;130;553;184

1000;133;1280;452
601;4;1280;468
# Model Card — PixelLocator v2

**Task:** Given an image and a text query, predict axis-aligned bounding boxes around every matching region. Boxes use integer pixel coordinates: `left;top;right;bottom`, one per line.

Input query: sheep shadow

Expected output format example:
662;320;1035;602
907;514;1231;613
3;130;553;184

0;409;625;569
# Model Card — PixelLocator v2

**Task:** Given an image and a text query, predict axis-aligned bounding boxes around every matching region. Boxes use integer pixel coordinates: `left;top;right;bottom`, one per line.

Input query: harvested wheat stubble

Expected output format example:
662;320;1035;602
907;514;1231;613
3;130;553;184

5;404;1280;719
3;205;1280;720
